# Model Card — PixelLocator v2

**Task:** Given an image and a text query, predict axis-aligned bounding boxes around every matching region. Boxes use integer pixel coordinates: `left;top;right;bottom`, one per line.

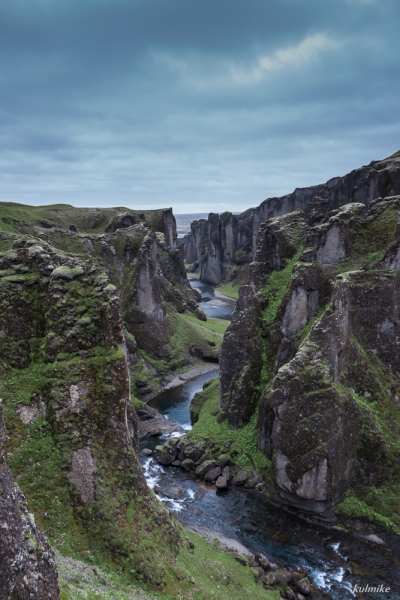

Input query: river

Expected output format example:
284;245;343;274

138;280;400;599
188;277;235;320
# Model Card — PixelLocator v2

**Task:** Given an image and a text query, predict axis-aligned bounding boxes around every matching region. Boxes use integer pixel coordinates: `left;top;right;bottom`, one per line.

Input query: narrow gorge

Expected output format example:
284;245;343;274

1;150;400;600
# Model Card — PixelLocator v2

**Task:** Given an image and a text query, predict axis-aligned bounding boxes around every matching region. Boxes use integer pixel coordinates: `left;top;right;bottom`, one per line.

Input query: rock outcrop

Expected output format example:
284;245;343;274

0;219;187;584
184;151;400;285
0;406;59;599
218;193;400;520
0;203;217;400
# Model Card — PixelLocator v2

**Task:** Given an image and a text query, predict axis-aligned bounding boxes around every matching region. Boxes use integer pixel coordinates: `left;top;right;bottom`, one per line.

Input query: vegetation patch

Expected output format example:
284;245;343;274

216;282;239;300
187;379;273;484
183;312;229;335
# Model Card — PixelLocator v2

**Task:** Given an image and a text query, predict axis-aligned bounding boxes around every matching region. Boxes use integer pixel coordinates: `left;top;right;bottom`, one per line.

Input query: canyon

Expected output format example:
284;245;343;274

1;151;400;599
184;151;400;286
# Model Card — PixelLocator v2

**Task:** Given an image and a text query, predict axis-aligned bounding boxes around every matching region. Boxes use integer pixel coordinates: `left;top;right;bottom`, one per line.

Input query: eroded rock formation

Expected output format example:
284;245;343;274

219;193;400;519
0;206;200;583
185;151;400;285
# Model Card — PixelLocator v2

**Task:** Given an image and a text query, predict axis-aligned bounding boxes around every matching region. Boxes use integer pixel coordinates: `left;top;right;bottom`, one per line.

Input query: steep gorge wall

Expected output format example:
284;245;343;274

0;406;59;600
0;234;181;583
185;152;400;285
0;200;215;587
219;195;400;523
0;203;215;400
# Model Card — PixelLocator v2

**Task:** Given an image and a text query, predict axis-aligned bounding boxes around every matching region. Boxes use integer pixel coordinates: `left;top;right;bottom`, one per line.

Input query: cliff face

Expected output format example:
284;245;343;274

0;203;216;399
185;152;400;285
219;194;400;522
0;201;222;587
0;405;59;600
0;232;181;582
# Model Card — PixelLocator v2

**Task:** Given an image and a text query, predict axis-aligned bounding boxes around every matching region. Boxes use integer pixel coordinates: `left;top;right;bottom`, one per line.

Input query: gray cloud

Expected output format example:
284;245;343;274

0;0;399;212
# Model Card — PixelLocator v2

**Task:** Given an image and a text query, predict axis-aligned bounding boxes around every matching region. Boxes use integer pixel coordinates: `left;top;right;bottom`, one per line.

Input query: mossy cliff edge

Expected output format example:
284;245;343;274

184;151;400;286
218;194;400;529
0;204;241;598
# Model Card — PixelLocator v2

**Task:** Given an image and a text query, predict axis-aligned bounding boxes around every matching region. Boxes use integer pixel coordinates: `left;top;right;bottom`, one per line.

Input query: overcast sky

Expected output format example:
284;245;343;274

1;0;399;214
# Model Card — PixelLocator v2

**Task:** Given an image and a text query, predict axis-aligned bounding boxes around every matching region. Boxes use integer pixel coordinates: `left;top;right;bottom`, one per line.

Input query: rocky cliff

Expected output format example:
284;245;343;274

0;406;59;600
184;151;400;285
0;230;182;585
0;203;219;399
218;192;400;525
0;202;226;591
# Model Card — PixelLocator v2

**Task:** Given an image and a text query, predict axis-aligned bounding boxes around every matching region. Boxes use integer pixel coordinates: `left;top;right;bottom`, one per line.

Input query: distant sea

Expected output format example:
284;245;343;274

175;213;209;238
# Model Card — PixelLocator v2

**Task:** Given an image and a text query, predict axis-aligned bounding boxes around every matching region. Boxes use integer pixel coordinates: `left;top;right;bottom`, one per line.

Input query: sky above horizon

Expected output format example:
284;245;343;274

1;0;399;215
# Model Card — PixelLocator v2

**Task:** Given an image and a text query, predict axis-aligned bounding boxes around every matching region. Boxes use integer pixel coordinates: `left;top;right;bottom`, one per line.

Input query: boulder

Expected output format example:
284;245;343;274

255;553;271;571
194;460;217;477
215;475;228;489
181;458;196;471
232;470;248;486
204;467;222;482
244;474;261;489
184;443;206;462
222;465;231;481
141;448;153;456
153;445;177;466
264;569;293;586
282;586;296;599
296;577;311;596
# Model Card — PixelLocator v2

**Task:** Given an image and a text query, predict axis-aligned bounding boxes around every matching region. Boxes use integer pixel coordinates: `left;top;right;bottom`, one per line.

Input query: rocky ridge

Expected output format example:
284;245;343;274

217;193;400;525
0;202;225;592
184;151;400;286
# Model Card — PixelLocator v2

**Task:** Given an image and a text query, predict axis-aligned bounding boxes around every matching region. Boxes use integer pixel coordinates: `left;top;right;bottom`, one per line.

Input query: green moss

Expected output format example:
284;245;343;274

187;379;273;484
131;395;146;410
338;495;399;533
335;334;400;532
262;253;300;324
7;418;88;556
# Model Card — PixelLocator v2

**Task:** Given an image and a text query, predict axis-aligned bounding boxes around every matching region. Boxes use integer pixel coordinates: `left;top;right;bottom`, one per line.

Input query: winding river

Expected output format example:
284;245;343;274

139;281;400;600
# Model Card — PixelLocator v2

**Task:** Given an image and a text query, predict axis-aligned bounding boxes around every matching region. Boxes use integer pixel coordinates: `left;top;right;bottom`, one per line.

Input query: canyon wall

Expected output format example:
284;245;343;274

185;151;400;285
219;191;400;521
0;203;216;587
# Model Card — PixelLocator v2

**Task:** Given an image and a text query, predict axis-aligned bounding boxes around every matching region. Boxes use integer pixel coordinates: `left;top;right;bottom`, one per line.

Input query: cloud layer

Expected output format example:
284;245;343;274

0;0;399;213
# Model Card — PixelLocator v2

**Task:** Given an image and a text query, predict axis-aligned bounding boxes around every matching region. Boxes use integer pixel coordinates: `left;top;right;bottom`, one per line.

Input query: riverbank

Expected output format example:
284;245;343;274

184;525;253;555
142;362;219;403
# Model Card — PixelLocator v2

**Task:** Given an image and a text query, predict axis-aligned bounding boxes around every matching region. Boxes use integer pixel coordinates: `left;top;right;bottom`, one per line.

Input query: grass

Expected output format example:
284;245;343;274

0;200;171;235
8;418;89;555
172;312;222;355
216;282;239;300
57;528;280;600
183;312;229;336
187;379;273;484
338;495;399;533
262;253;300;325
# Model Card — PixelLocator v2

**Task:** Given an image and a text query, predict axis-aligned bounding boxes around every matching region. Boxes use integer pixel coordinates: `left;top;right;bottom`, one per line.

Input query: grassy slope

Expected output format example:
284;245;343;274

182;312;229;335
58;530;279;600
0;201;168;235
216;282;240;300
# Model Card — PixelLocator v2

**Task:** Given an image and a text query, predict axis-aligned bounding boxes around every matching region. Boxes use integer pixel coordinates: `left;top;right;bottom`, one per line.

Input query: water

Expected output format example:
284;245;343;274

140;374;400;600
148;369;219;430
189;277;235;320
